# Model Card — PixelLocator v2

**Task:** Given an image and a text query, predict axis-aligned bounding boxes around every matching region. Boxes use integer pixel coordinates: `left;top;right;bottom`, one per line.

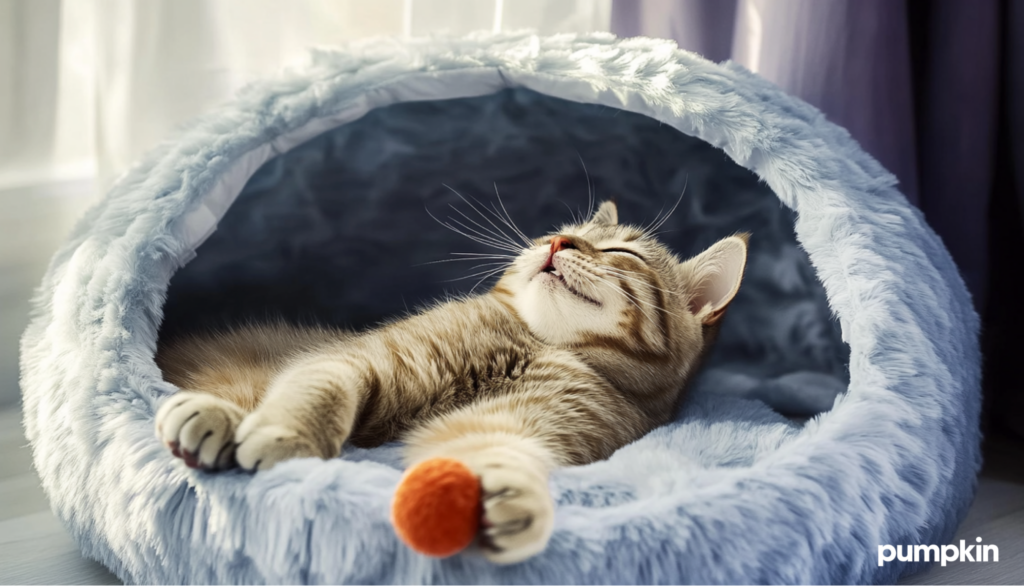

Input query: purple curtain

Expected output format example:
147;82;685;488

610;0;737;62
913;0;1000;315
1011;0;1024;219
612;0;1023;435
612;0;1020;306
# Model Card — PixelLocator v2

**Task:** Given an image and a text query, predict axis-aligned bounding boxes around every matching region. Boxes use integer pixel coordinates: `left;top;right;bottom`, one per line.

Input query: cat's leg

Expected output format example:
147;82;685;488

402;370;649;564
403;408;557;564
155;323;345;470
233;355;363;471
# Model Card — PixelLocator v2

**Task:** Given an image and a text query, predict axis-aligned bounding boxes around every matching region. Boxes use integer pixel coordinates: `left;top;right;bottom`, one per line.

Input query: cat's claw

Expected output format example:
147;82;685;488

473;461;555;564
233;422;321;472
155;392;244;471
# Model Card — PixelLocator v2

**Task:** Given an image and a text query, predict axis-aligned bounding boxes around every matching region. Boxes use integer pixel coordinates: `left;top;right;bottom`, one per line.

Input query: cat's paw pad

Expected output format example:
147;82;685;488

234;421;321;472
476;463;555;564
155;392;244;470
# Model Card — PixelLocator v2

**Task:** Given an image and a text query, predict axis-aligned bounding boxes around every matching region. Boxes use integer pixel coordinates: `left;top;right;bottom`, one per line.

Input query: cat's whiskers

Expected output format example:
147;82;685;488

550;250;682;321
640;180;688;239
451;252;519;258
576;268;650;318
594;268;684;320
441;262;513;283
601;266;677;299
570;266;609;310
596;274;650;316
490;184;535;249
552;256;606;307
577;153;596;223
414;255;515;267
426;207;523;254
447;203;524;251
558;201;581;225
601;277;672;319
468;264;512;295
443;184;531;250
557;255;659;319
600;267;675;303
446;212;524;253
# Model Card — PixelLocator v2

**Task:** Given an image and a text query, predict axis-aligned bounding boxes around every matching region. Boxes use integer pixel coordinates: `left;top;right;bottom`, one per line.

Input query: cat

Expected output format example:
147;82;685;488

154;200;748;563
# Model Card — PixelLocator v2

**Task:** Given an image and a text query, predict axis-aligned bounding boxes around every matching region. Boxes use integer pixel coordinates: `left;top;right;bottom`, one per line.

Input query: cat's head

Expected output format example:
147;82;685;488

496;200;747;376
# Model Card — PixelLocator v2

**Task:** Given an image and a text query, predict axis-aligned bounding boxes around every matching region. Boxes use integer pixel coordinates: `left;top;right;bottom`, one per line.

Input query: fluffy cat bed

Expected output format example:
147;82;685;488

21;32;980;583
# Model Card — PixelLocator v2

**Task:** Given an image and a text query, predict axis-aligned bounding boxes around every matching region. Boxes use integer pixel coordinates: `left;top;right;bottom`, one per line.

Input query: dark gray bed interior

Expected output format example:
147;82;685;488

161;88;848;417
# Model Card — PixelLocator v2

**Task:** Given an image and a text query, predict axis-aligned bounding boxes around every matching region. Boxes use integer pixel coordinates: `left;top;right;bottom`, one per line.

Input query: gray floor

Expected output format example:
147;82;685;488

899;431;1024;584
0;179;121;584
0;178;97;408
0;407;119;584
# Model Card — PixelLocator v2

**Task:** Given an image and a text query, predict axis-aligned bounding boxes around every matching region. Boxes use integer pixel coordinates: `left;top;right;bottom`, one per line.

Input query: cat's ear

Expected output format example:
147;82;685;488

589;200;618;226
681;233;749;325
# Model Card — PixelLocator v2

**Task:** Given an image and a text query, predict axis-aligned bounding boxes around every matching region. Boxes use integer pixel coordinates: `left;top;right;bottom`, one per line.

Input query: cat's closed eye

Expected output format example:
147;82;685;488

601;248;646;261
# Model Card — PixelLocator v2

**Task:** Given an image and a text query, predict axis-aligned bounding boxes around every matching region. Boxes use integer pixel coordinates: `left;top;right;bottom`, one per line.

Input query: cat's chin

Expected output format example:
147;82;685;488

535;271;602;307
512;283;619;346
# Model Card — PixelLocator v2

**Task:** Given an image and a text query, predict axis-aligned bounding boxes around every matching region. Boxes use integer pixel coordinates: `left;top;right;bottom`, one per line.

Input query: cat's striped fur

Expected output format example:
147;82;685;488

155;201;748;563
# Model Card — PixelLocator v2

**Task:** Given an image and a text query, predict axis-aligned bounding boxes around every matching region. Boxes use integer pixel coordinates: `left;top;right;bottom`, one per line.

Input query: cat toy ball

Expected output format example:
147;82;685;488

391;458;481;557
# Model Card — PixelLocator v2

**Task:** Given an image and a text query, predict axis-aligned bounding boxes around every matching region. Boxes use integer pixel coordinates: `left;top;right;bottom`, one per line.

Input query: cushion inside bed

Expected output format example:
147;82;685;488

160;88;848;418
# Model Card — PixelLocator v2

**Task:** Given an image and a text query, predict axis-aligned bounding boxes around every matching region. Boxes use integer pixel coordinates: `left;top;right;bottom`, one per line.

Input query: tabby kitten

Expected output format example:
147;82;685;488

155;200;748;563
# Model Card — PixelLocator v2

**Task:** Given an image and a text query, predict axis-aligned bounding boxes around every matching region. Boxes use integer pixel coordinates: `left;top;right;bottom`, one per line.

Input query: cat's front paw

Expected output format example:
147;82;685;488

475;460;555;564
155;392;244;470
233;419;322;472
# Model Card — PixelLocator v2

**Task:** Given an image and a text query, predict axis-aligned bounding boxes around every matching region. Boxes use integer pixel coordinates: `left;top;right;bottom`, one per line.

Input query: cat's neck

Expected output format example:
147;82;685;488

487;281;520;318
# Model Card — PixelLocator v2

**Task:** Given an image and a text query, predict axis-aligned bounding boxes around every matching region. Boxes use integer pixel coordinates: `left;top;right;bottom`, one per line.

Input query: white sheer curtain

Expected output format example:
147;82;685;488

0;0;610;408
0;0;611;192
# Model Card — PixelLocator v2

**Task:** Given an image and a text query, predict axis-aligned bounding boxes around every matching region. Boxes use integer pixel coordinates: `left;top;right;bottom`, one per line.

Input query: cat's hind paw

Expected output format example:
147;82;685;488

155;392;244;471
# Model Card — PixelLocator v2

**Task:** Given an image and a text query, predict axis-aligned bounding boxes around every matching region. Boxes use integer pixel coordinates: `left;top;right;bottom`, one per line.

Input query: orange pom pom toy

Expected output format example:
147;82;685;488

391;458;481;558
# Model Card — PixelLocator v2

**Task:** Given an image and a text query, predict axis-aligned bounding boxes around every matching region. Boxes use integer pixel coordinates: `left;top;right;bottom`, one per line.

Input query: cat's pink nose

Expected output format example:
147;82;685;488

550;236;573;253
